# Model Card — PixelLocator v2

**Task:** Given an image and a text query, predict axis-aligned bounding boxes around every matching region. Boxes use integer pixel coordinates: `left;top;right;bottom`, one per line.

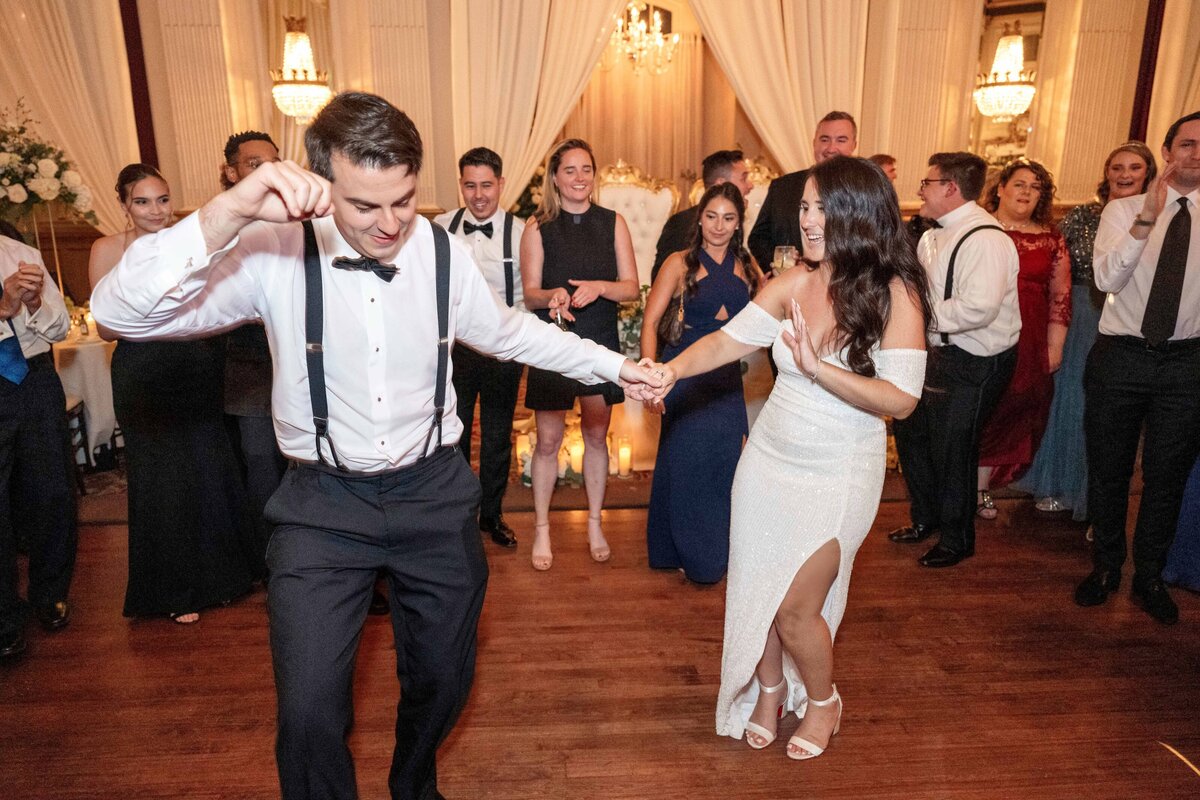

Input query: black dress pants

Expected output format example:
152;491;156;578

451;343;522;520
1084;334;1200;580
264;446;487;800
894;344;1017;553
0;355;76;638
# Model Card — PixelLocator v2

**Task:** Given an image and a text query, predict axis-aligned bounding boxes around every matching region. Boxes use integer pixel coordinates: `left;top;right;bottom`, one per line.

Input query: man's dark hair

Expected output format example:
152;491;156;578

1163;110;1200;150
928;151;988;201
305;92;423;181
819;110;857;136
701;149;744;187
458;147;502;177
868;153;896;168
224;130;278;165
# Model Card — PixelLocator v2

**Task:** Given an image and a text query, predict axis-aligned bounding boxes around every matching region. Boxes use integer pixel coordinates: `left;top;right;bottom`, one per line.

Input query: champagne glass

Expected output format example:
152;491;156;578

773;245;797;274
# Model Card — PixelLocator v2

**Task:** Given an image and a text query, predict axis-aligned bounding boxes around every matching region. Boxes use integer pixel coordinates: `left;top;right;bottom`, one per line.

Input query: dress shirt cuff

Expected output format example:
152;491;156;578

23;302;61;343
117;212;241;315
591;348;628;385
1113;230;1148;269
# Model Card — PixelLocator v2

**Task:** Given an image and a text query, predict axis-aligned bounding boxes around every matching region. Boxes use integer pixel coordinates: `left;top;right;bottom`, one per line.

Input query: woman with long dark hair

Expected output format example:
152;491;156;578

1013;143;1156;518
520;139;640;570
90;164;254;624
974;159;1071;518
651;157;932;759
641;183;763;583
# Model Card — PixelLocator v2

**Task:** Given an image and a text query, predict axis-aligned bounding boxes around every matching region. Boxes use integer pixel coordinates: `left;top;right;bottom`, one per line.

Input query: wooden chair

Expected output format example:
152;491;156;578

596;160;679;288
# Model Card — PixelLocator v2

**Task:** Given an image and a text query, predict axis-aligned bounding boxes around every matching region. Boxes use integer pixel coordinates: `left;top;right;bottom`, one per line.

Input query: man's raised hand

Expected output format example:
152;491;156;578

200;160;332;255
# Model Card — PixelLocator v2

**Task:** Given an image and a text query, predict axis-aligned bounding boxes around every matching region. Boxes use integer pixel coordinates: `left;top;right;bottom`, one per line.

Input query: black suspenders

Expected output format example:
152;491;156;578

939;224;1004;345
448;208;515;307
301;220;451;469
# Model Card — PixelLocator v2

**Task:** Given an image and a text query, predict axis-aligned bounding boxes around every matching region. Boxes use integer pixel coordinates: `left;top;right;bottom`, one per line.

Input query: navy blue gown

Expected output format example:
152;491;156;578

1164;456;1200;592
647;249;750;583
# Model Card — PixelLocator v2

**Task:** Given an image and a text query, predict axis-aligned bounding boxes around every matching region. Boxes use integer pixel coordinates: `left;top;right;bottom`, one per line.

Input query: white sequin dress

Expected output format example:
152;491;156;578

713;302;927;739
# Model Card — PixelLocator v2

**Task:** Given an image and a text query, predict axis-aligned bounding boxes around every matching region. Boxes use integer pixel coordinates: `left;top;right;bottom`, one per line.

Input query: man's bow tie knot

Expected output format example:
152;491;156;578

331;255;398;283
463;220;493;238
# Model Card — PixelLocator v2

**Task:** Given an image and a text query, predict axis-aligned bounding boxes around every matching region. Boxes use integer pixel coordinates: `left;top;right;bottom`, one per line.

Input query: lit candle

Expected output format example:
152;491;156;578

618;440;632;477
568;440;584;474
515;433;531;464
84;311;95;333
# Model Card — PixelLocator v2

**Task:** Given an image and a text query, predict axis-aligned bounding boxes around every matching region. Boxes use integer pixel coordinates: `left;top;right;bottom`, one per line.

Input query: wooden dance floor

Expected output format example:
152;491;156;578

3;497;1198;799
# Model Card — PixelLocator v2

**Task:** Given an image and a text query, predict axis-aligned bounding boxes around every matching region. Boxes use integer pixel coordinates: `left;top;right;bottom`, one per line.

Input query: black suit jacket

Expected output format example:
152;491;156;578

650;206;698;284
747;169;809;273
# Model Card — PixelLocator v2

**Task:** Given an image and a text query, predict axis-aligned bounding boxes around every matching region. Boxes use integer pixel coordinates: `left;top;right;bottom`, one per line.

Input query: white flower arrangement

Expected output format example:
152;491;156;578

616;284;650;358
0;99;99;226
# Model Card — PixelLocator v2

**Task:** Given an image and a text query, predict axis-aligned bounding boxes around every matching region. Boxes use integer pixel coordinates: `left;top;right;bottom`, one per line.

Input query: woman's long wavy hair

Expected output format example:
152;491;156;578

983;158;1056;225
1096;141;1156;205
533;138;596;226
682;183;763;298
807;156;934;377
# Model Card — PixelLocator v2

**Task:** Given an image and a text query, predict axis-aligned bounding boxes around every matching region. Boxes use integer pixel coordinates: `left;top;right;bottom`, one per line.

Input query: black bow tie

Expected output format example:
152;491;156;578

463;220;493;238
331;255;398;283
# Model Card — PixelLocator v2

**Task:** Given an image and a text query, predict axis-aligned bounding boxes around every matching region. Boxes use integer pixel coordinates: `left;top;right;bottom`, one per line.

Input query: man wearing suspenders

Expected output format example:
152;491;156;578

435;148;524;549
91;92;662;800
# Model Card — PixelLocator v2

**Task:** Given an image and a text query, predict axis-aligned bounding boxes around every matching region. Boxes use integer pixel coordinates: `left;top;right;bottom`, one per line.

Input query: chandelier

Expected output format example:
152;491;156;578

599;2;680;76
973;22;1036;123
270;17;332;126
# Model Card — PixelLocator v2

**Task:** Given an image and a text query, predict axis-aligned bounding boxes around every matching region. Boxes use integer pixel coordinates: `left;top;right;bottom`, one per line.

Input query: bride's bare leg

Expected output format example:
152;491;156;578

745;624;785;748
775;538;841;758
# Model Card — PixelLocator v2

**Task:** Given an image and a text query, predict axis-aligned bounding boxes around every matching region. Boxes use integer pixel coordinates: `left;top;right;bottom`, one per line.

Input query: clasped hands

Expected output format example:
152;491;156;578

546;279;605;324
1;262;44;318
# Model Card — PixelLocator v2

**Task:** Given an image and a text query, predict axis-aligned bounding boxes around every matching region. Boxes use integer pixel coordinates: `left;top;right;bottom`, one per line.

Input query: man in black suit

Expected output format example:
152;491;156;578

747;111;858;272
650;149;751;283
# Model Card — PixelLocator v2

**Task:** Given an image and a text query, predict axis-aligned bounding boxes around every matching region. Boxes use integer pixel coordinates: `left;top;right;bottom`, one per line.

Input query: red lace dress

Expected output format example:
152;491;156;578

979;228;1072;486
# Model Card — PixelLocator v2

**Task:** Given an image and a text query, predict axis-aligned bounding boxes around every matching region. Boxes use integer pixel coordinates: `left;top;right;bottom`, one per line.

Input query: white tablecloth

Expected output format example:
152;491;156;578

53;333;118;465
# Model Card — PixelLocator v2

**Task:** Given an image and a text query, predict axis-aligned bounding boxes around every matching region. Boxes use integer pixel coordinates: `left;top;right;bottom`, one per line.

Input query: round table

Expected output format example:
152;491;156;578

53;332;118;465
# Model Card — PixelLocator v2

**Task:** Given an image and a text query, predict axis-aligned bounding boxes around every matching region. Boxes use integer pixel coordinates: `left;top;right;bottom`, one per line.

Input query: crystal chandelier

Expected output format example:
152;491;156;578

973;22;1036;123
599;2;680;76
270;17;332;126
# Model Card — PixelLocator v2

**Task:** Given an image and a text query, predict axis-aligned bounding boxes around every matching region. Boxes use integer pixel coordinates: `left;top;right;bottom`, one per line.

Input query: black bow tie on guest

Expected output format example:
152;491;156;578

463;220;493;238
331;255;398;283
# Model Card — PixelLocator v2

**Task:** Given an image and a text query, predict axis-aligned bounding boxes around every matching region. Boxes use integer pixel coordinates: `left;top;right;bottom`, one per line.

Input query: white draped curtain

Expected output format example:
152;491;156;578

566;33;704;195
688;0;867;171
450;0;623;209
0;0;139;234
1147;0;1200;155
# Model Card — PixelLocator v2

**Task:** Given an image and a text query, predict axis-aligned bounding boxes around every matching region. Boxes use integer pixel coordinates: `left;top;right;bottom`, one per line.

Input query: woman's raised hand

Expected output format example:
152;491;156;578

780;298;821;379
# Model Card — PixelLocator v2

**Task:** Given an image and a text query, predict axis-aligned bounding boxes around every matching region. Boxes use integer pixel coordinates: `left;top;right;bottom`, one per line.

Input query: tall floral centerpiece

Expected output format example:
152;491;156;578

0;100;99;293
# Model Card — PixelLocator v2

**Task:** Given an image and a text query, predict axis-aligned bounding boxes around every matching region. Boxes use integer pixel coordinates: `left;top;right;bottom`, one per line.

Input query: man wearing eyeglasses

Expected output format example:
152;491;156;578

888;152;1020;568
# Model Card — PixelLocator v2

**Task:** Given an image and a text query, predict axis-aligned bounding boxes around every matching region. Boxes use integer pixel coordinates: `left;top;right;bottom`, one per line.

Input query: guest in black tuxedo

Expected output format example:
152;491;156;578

650;149;751;283
0;235;75;661
747;111;858;272
1075;111;1200;625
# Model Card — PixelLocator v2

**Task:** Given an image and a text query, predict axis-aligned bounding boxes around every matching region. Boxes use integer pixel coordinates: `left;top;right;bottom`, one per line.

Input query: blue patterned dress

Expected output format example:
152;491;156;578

647;249;750;583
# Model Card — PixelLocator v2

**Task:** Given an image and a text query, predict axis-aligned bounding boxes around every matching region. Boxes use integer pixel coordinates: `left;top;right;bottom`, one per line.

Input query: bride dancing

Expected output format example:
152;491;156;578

651;156;932;759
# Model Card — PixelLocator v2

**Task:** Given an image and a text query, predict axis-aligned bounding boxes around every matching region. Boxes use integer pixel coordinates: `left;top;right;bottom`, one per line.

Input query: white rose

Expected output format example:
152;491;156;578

29;176;61;201
37;158;59;178
72;185;92;212
61;169;83;188
0;153;12;167
6;183;28;203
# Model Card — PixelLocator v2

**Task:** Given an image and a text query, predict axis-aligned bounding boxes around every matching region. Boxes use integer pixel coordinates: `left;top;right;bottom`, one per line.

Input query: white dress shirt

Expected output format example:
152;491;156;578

919;201;1021;356
1093;186;1200;340
90;213;625;472
433;207;525;311
0;235;70;357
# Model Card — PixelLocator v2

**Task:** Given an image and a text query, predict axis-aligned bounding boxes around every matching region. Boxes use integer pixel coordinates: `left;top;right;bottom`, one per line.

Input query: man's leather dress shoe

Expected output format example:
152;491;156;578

35;600;70;631
1073;569;1120;607
480;516;518;549
888;523;936;544
1131;577;1179;625
0;629;26;660
918;542;973;568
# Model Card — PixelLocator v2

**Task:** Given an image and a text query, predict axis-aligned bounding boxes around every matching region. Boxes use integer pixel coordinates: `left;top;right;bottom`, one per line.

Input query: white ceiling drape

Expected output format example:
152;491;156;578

0;0;139;234
1147;0;1200;156
449;0;623;208
688;0;867;172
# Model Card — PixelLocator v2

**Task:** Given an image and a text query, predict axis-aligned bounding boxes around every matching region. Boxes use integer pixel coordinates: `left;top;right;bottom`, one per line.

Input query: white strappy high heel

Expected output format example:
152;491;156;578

744;678;787;749
786;685;841;761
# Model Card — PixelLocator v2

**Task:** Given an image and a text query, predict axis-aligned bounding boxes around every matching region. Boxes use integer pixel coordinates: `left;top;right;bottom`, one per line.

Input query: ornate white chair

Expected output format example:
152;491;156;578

687;157;780;240
596;161;679;288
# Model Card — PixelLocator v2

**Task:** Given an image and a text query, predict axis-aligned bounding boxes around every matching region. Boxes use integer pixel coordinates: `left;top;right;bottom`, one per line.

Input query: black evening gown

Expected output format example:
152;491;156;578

113;339;255;617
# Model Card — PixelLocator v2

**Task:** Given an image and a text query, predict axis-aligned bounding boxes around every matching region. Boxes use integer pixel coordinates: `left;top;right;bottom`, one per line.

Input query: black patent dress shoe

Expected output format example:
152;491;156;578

0;629;26;660
1131;577;1179;625
918;542;973;568
480;516;518;549
368;589;390;616
888;523;936;544
35;600;70;631
1074;568;1120;607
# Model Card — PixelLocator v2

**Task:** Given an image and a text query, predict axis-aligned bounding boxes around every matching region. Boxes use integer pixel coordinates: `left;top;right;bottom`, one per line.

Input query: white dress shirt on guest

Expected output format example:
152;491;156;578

918;200;1021;356
1093;186;1200;340
433;207;525;311
0;236;70;357
90;213;625;472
